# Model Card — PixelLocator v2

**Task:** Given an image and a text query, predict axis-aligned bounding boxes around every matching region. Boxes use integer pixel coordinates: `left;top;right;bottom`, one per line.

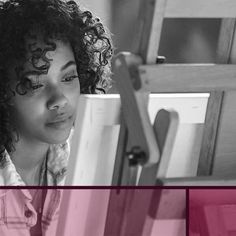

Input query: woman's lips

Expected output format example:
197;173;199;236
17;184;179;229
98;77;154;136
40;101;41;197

46;116;72;129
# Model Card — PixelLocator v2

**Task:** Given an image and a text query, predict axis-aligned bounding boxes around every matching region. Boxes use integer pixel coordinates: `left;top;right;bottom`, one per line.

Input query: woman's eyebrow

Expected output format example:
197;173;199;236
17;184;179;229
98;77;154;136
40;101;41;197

60;61;76;71
21;70;43;78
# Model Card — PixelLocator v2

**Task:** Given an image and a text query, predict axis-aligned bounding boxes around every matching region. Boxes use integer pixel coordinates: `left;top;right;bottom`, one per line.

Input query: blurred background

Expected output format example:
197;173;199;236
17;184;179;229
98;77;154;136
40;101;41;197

81;0;220;63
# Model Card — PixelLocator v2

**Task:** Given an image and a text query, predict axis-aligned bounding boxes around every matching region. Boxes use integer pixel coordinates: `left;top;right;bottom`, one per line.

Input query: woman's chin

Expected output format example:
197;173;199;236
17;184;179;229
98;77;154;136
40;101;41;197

46;127;72;144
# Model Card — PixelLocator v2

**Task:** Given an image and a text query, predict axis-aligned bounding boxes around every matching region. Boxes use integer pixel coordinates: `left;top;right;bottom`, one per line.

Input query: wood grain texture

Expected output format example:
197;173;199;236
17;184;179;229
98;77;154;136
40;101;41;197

139;64;236;92
105;189;185;236
165;0;236;18
104;189;132;236
197;19;236;176
104;189;154;236
155;109;179;177
216;19;236;64
197;92;224;176
111;116;128;186
148;189;186;219
211;18;236;177
114;53;160;166
212;92;236;176
159;176;236;186
138;109;179;185
132;0;167;63
143;189;186;236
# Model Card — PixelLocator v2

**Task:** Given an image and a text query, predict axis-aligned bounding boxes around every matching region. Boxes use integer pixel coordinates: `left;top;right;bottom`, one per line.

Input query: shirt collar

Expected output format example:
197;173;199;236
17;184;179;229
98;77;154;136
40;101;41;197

0;141;70;186
0;189;31;199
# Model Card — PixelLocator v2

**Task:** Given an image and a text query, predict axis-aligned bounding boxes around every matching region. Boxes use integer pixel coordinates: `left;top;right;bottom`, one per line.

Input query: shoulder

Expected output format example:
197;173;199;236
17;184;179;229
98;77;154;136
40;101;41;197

0;189;9;198
0;150;25;186
0;150;13;186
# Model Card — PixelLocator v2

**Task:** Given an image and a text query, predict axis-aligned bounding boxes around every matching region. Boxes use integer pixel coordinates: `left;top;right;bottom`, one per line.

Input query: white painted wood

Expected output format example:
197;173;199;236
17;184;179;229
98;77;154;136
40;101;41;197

66;93;208;185
56;189;111;236
66;95;120;186
151;219;186;236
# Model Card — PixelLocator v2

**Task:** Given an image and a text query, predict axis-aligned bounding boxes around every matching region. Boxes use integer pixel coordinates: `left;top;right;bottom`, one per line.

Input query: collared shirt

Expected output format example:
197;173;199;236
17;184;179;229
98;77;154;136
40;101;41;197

0;142;70;186
0;189;62;236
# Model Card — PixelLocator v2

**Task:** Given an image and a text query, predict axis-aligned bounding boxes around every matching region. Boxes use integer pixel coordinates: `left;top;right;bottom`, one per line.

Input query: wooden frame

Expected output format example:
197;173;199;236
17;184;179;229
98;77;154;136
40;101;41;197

56;189;186;236
158;176;236;186
104;189;186;236
113;0;236;185
67;94;209;185
105;1;236;235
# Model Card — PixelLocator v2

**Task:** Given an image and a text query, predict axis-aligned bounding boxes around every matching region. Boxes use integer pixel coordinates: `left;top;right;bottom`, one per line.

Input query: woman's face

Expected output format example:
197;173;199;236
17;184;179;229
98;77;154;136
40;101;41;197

8;40;80;145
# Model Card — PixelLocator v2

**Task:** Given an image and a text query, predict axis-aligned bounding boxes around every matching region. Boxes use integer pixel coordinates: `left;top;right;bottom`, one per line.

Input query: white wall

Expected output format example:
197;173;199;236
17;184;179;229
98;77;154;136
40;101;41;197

78;0;112;28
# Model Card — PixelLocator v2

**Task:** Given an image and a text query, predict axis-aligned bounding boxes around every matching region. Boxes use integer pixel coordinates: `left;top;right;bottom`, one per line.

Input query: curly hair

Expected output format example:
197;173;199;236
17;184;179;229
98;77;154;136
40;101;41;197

0;0;113;155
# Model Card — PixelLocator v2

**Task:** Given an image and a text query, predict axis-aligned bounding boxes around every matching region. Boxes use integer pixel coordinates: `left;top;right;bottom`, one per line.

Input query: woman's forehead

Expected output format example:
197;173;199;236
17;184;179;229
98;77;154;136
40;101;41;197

9;39;75;80
24;38;73;62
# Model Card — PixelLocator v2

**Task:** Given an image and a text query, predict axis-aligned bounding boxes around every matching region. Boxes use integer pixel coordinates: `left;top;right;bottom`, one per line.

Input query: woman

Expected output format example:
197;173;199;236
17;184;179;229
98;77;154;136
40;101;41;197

0;0;113;186
0;0;113;234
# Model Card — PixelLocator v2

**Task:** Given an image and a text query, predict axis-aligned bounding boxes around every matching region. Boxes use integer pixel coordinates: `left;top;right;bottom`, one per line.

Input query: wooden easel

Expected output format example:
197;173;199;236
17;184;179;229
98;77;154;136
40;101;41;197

105;0;236;235
112;0;236;186
104;189;186;236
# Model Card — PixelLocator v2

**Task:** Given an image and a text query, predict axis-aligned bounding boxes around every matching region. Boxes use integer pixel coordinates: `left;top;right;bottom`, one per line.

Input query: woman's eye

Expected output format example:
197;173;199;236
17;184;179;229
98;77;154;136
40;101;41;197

63;75;78;82
31;84;43;90
23;78;43;91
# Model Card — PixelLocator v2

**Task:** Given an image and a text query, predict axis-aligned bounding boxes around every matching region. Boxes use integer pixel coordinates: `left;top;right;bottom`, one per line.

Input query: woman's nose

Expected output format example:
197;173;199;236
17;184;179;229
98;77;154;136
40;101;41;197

47;86;68;111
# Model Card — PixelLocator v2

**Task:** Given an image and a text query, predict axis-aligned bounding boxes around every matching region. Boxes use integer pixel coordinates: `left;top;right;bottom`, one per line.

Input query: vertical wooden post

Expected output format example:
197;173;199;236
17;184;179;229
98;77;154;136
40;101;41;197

132;0;167;63
198;19;236;175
